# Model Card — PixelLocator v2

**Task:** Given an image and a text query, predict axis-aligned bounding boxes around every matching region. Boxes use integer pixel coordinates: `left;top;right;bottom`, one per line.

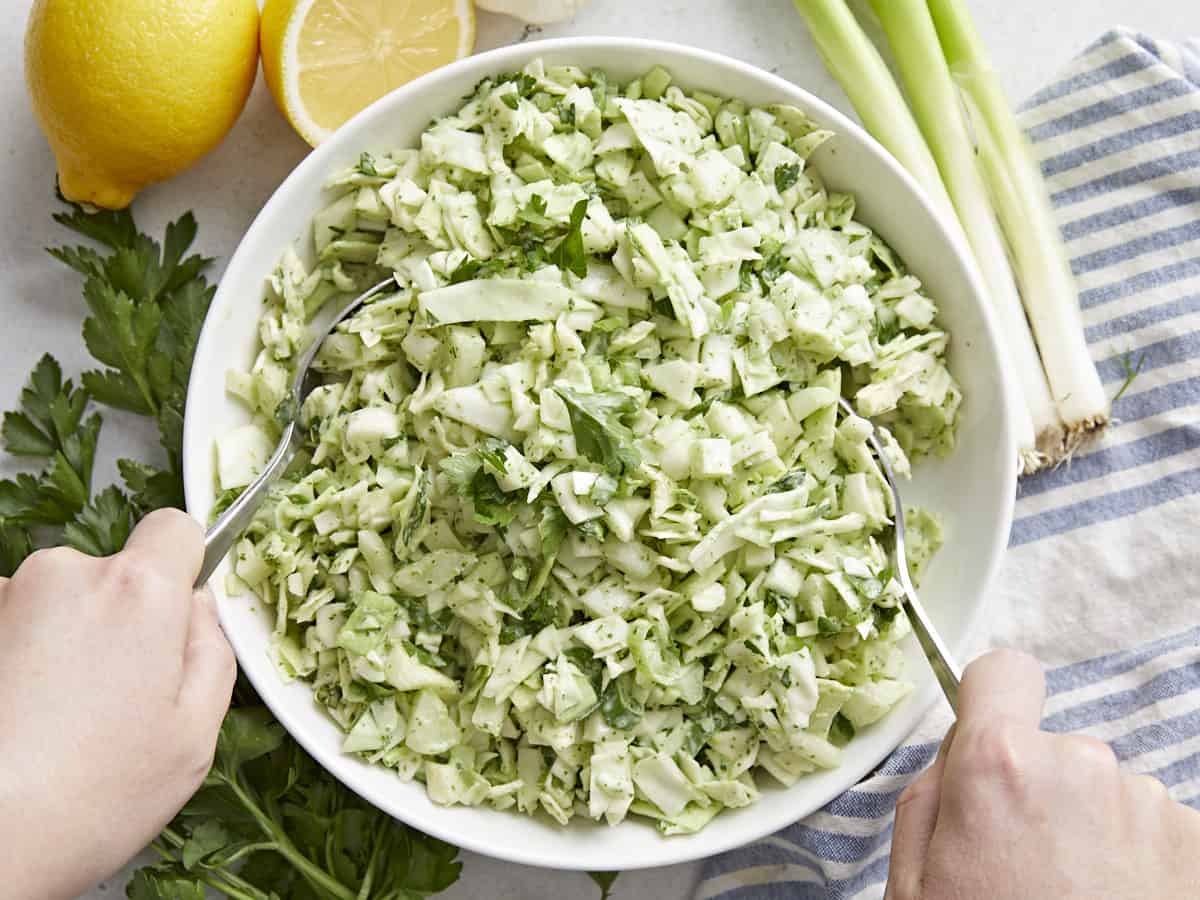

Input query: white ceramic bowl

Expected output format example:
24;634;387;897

184;37;1017;872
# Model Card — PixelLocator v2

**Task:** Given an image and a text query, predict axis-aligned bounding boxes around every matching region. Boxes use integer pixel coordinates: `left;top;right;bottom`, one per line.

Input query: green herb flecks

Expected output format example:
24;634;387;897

357;152;380;177
766;469;807;493
402;467;433;547
774;162;801;193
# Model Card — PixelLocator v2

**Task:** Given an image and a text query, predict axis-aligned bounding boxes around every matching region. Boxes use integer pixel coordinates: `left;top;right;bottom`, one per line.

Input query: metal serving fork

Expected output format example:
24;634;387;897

838;397;963;711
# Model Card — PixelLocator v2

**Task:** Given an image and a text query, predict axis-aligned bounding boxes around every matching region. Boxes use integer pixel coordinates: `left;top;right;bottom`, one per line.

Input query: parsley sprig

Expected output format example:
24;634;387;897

589;872;619;900
457;196;591;280
440;438;520;526
554;385;642;475
51;194;215;508
136;703;461;900
0;355;99;528
1113;349;1147;404
1;198;462;898
0;353;139;569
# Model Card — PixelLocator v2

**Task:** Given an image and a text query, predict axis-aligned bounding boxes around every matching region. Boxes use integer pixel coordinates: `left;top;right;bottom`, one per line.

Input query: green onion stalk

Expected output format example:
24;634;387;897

927;0;1110;449
790;0;958;227
865;0;1067;469
794;0;1070;471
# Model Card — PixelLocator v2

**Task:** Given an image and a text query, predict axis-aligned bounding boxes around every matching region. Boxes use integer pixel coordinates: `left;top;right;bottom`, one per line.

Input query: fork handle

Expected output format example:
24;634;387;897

195;422;300;588
900;581;963;713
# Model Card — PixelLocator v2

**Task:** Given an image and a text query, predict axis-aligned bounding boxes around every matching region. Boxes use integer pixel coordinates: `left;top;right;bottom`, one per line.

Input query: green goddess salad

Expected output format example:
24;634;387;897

217;60;960;834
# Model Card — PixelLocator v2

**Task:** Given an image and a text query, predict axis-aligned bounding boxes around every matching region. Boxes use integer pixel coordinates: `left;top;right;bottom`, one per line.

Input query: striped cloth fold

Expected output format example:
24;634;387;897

697;28;1200;900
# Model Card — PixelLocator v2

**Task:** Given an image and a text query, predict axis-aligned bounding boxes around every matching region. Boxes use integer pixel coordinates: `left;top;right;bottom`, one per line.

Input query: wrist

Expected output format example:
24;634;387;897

0;754;83;900
0;778;37;897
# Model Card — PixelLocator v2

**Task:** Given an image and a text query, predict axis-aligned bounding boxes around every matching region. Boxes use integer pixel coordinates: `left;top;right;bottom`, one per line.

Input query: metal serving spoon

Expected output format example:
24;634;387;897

838;397;963;712
195;277;396;587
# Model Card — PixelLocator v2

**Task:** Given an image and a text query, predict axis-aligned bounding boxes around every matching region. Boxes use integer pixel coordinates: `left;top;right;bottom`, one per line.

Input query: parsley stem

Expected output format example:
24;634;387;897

153;832;272;900
153;828;184;850
355;818;387;900
189;870;267;900
215;840;279;866
223;775;358;900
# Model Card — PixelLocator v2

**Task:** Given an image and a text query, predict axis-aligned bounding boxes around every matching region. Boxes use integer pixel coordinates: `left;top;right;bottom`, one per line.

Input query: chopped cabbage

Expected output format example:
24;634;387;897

219;60;959;834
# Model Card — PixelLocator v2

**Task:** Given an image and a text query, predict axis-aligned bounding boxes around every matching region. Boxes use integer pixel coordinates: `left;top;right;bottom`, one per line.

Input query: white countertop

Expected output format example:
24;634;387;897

0;1;1184;898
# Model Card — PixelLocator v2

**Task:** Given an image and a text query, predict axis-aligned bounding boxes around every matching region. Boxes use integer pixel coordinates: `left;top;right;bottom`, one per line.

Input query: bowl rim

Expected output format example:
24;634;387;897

184;35;1017;871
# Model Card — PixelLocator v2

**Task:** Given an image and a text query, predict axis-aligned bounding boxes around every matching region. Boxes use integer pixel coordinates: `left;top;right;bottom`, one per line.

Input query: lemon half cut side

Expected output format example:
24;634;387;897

262;0;476;147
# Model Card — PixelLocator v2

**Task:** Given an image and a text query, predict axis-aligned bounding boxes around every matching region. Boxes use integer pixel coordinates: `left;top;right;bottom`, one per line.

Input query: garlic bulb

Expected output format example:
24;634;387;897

476;0;591;24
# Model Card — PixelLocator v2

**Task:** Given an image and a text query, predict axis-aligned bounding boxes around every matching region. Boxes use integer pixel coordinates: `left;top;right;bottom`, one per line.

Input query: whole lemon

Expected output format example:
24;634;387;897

25;0;260;209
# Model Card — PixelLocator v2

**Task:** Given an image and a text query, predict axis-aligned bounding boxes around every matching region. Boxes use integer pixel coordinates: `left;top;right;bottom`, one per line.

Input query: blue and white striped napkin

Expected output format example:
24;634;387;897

697;28;1200;900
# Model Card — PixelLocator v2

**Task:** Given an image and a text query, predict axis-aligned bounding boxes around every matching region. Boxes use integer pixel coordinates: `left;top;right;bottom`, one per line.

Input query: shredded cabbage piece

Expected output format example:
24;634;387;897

220;59;960;834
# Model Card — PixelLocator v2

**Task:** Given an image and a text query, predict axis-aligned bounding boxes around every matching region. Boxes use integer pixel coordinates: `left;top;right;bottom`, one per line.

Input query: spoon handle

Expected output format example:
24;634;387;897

195;422;300;588
193;277;395;589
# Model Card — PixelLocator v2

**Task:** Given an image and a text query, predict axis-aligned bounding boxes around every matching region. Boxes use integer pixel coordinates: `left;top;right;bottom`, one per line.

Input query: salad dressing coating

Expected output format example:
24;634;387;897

218;60;959;834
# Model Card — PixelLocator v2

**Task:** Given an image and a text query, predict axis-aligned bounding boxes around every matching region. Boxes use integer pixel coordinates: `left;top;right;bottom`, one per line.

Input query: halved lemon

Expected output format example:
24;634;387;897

261;0;475;147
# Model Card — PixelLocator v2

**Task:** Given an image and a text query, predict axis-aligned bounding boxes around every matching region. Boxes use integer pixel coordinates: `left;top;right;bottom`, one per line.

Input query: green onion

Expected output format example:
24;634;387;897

794;0;1062;471
864;0;1064;469
790;0;958;228
928;0;1110;447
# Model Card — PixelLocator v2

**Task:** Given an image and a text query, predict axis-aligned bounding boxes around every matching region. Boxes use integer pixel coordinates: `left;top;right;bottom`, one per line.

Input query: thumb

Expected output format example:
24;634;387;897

178;587;237;728
885;725;955;900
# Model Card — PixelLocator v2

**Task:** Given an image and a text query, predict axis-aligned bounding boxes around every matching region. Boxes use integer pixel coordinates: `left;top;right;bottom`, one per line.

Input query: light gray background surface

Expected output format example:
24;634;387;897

0;1;1185;898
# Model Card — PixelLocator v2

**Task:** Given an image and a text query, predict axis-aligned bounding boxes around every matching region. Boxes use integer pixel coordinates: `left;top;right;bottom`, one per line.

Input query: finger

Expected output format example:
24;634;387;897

1127;772;1170;798
121;508;205;585
8;545;95;593
957;648;1046;730
178;587;236;726
1062;733;1118;769
885;726;956;900
113;510;205;663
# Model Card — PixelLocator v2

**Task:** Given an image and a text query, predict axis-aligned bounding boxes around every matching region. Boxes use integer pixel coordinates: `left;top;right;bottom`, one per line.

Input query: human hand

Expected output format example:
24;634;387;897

0;509;236;900
885;648;1200;899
